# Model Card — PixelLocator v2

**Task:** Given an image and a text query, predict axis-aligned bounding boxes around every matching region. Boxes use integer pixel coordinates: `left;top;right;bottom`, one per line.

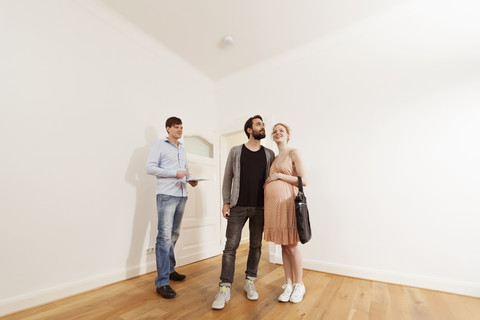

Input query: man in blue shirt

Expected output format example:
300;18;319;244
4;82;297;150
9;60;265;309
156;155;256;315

146;116;198;299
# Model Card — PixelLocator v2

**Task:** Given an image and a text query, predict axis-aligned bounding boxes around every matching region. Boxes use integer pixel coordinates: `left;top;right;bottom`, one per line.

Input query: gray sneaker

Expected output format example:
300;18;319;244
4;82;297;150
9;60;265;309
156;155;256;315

244;279;259;300
212;286;230;310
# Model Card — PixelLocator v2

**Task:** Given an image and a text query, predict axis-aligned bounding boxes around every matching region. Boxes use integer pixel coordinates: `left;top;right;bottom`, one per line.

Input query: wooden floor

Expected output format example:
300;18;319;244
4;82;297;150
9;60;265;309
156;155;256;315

3;243;480;320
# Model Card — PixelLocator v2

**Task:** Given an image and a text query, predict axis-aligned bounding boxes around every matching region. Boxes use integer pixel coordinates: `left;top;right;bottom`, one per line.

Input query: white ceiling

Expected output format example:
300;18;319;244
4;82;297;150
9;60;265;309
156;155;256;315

100;0;406;81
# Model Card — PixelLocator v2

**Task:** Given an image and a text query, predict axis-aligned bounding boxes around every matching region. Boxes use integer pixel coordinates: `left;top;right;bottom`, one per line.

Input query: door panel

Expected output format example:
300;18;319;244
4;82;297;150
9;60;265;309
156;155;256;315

175;153;221;266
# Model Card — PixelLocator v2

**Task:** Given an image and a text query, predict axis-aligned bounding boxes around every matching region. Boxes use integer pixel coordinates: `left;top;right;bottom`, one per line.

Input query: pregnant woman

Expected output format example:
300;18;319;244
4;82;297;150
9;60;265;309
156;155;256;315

264;122;308;304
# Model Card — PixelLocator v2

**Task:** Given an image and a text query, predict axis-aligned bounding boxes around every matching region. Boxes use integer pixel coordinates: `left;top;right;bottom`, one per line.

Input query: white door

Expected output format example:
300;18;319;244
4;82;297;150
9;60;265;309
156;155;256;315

174;138;222;266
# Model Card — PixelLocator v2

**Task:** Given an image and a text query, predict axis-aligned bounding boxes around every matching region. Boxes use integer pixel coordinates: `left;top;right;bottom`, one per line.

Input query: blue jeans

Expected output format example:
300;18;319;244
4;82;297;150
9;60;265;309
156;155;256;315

155;194;187;288
220;206;264;285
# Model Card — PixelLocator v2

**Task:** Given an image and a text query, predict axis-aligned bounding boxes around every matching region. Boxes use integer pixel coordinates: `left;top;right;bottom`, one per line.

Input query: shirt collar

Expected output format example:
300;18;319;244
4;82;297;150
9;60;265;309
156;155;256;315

163;137;183;147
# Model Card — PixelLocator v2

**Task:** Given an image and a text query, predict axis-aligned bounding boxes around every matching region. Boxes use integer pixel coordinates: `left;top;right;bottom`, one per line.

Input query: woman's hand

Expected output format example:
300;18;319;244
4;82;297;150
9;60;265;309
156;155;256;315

265;173;282;185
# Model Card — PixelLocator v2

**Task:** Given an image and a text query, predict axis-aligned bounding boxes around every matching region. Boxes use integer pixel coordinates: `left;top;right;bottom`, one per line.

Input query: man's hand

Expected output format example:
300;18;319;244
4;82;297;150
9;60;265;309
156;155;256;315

176;170;189;179
222;204;231;219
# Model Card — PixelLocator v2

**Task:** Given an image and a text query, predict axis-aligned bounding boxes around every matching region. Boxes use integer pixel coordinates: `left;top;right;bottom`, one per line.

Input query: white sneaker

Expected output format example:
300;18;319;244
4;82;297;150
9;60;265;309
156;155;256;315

289;283;306;303
278;284;293;302
244;279;259;300
212;286;230;310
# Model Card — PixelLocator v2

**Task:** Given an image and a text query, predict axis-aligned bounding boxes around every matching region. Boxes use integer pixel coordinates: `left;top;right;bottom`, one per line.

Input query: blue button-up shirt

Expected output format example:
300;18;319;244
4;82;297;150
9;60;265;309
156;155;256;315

146;138;189;197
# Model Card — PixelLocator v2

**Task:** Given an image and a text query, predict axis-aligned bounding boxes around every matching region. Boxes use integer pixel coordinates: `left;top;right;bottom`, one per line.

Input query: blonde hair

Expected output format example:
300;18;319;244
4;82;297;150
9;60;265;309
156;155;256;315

272;123;291;142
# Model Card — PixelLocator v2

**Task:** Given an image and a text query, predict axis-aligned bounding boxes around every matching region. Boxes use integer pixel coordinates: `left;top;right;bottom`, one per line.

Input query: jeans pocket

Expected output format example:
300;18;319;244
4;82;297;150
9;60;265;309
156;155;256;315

157;194;173;206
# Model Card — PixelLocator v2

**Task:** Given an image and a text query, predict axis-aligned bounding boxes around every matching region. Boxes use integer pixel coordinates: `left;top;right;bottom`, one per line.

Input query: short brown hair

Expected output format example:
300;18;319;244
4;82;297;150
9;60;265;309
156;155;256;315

165;116;182;129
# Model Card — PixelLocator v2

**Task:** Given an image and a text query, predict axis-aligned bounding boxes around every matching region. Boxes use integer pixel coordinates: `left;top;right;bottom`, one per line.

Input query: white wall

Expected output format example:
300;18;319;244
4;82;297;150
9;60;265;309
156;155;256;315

0;0;215;315
1;0;480;316
215;0;480;297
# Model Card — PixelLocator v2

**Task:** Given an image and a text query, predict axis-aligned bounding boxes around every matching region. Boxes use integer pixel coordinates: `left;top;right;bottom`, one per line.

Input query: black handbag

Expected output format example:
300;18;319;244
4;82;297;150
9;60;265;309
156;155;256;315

295;176;312;244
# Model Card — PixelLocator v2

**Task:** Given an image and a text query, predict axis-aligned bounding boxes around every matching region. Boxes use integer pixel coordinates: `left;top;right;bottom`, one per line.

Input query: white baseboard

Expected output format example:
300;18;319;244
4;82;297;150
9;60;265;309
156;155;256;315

303;258;480;298
177;248;221;267
4;255;478;317
0;261;156;317
0;247;222;317
268;252;480;297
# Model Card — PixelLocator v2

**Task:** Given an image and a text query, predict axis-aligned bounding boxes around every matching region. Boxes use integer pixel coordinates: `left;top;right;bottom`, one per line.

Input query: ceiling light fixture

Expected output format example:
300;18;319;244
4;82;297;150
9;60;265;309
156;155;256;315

223;36;234;46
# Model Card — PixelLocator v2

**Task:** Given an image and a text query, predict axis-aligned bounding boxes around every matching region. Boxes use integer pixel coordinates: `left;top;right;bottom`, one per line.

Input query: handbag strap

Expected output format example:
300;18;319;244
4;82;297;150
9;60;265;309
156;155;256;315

297;176;304;192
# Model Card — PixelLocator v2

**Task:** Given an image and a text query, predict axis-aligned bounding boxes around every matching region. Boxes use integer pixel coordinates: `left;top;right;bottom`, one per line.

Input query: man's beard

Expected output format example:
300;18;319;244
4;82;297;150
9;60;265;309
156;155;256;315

252;130;266;140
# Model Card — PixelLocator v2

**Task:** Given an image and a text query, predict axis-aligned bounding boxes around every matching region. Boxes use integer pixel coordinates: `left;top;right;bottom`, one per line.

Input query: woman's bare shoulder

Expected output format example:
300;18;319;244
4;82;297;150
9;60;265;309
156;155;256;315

290;148;302;157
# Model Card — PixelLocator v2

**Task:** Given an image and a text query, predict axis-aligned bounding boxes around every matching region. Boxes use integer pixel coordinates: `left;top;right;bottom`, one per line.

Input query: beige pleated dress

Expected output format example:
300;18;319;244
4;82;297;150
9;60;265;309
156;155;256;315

264;151;300;245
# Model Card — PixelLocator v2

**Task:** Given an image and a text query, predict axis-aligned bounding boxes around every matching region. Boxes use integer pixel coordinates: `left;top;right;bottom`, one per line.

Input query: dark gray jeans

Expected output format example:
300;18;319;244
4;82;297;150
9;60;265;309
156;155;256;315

220;206;264;285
